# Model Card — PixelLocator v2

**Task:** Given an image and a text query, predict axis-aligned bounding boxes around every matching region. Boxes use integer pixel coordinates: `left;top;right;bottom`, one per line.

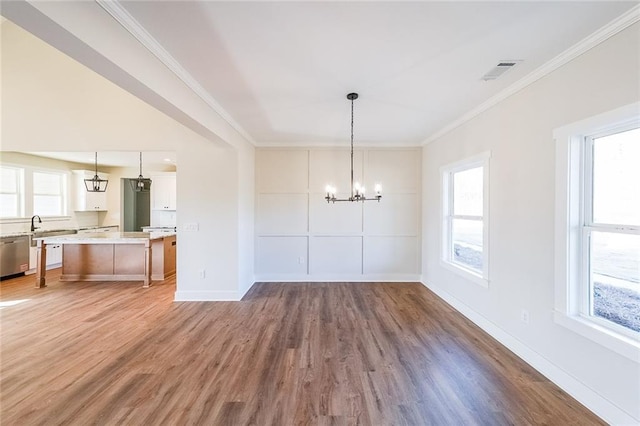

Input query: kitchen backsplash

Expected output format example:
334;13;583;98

151;210;177;227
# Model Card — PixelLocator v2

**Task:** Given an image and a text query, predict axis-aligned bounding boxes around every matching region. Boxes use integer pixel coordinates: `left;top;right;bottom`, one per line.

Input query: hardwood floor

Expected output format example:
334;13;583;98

1;271;603;425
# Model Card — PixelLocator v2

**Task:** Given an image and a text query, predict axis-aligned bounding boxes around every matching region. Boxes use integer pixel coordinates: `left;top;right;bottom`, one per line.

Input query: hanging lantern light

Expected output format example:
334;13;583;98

84;152;109;192
129;152;151;192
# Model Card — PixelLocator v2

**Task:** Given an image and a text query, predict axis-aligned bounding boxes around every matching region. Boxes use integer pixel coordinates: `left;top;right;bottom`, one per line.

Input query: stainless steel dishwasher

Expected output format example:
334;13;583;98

1;235;30;278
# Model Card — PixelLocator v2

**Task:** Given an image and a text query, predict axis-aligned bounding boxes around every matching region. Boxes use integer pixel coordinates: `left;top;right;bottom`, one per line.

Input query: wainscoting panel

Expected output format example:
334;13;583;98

255;147;421;281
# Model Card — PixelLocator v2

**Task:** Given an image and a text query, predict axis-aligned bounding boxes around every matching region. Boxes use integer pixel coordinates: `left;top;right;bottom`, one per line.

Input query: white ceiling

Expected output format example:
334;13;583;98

2;1;636;154
112;1;636;146
27;152;176;168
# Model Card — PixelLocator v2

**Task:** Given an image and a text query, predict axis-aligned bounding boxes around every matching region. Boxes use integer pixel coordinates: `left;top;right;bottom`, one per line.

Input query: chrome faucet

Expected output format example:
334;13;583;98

31;215;42;232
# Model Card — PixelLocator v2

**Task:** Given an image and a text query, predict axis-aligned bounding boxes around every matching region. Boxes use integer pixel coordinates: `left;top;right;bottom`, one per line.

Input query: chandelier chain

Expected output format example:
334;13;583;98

350;96;354;199
324;92;381;203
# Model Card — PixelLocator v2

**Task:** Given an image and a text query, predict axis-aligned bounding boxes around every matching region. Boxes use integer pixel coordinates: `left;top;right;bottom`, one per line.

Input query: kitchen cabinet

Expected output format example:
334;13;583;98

47;244;63;267
151;173;176;210
72;170;109;211
30;244;62;269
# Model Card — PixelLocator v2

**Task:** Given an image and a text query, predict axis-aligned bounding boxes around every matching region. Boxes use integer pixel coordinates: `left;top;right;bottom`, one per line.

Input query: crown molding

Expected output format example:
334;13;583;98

422;4;640;145
256;140;423;148
95;0;257;146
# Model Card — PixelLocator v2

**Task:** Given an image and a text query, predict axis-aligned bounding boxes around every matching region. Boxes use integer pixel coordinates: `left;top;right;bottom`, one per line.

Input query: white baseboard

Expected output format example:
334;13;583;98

237;278;255;300
254;274;422;282
173;290;240;301
422;280;639;426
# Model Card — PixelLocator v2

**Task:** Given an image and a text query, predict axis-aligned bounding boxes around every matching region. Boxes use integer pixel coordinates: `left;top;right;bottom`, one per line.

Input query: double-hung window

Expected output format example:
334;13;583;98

584;126;639;336
0;166;24;218
441;152;490;287
33;171;67;217
554;103;639;361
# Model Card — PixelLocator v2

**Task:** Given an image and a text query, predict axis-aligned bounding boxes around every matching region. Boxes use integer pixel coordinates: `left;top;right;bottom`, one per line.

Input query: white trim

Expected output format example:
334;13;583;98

438;151;491;175
440;151;491;286
584;224;640;234
439;260;488;288
96;0;256;146
0;216;72;224
554;312;640;362
423;5;640;145
254;274;422;283
553;103;640;140
422;280;640;426
173;290;241;301
257;140;423;148
554;103;640;362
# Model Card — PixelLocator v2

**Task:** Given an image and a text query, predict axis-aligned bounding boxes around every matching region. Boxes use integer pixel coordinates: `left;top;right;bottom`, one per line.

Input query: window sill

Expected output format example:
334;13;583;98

1;216;72;223
440;260;489;288
554;311;640;363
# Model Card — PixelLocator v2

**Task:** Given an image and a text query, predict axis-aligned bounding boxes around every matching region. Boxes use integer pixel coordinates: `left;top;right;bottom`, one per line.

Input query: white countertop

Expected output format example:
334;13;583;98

1;226;119;238
37;231;175;244
0;231;33;238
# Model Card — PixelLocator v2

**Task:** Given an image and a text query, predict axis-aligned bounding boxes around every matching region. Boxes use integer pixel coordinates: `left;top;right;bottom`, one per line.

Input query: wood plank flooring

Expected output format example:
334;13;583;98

0;271;604;425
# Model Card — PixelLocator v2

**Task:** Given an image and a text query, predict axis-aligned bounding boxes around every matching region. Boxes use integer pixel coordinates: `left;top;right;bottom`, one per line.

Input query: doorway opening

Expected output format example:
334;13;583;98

122;178;151;232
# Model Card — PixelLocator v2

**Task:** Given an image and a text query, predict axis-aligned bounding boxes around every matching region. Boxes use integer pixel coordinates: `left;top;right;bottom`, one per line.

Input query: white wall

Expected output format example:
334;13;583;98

422;23;640;424
238;142;256;295
255;147;421;281
1;20;255;301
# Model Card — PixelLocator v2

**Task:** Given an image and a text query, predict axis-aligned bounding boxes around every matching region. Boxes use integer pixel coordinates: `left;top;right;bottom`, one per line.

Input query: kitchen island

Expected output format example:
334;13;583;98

35;232;176;288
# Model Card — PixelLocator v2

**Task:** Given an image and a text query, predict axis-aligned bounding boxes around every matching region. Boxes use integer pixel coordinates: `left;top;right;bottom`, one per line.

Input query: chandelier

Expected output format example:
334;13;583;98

129;152;151;192
84;152;109;192
325;93;382;203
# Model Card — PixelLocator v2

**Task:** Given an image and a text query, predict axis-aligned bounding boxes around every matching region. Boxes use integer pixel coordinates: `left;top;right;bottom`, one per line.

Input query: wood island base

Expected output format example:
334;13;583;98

60;243;153;287
35;233;176;289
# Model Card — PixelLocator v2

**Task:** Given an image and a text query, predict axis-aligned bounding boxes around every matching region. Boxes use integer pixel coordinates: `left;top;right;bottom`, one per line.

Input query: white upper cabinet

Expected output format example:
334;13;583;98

72;170;109;211
151;173;176;210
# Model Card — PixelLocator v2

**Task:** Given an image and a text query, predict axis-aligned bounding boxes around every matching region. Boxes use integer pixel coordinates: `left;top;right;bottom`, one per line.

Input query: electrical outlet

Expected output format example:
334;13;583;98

199;269;206;279
520;309;530;325
297;257;304;264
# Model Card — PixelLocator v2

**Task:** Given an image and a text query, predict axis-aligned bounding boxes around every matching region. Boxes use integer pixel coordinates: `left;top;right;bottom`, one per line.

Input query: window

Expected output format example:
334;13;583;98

554;103;639;362
33;171;67;217
441;152;490;286
0;166;24;218
585;127;639;335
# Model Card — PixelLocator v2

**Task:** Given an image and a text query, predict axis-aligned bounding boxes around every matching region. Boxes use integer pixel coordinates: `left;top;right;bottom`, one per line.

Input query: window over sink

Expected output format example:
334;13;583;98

33;171;67;217
0;165;24;218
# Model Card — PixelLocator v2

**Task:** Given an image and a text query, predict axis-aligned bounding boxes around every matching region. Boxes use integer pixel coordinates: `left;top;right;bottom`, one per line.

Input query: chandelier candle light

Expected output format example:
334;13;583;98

325;93;382;203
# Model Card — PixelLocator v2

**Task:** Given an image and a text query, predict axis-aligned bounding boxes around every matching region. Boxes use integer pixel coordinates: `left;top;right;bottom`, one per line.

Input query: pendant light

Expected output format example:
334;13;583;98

129;152;151;192
84;152;109;192
325;93;382;203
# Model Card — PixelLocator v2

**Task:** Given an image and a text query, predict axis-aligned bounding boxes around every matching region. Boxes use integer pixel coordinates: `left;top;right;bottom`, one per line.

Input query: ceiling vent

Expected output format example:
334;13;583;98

481;61;521;81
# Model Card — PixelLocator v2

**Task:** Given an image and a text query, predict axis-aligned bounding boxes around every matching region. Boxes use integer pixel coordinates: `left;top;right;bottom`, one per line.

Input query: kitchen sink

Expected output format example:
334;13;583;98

30;229;77;246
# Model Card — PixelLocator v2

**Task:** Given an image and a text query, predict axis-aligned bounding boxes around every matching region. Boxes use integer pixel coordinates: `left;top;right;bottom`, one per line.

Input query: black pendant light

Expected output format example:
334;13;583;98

325;93;382;203
84;152;109;192
129;152;151;192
